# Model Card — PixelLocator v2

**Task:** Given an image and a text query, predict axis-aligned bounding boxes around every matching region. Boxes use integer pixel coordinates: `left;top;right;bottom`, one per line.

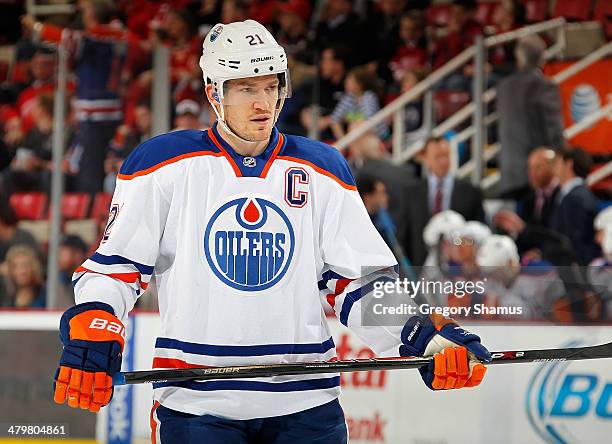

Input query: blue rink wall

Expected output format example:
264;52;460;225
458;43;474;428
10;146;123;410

0;311;611;444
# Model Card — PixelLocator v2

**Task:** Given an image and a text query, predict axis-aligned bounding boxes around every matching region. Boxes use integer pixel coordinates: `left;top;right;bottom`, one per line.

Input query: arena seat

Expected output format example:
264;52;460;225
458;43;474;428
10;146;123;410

553;0;593;22
426;3;453;27
523;0;549;23
61;193;91;220
90;192;113;222
594;0;612;38
433;90;470;122
9;192;48;220
476;1;499;26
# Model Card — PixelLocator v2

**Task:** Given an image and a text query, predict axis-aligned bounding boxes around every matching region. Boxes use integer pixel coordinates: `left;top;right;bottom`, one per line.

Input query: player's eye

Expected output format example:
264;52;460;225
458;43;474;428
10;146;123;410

241;87;253;93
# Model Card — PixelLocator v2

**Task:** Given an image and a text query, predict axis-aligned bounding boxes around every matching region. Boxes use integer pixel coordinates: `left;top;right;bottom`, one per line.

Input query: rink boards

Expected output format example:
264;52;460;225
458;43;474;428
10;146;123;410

1;311;611;443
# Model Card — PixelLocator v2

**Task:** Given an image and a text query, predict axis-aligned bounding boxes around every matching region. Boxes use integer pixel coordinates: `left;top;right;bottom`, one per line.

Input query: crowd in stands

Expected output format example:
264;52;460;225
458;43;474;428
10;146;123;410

0;0;609;321
359;139;612;323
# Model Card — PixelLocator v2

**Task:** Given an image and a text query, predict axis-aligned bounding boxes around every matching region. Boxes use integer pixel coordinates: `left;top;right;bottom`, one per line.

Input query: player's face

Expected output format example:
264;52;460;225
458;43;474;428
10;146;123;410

223;75;280;142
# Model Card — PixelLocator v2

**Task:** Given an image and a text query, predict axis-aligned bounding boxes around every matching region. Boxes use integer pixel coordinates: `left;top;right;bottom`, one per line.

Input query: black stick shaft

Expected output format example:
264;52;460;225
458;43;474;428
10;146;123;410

113;341;612;386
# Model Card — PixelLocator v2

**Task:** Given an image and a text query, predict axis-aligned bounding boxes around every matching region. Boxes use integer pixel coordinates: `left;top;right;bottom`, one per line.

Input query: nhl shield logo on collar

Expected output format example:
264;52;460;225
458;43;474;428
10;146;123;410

243;157;256;167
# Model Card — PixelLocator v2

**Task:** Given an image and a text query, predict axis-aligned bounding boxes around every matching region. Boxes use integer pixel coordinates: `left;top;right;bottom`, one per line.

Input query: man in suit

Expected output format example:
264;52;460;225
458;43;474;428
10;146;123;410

401;137;485;266
494;147;559;233
550;147;600;265
493;147;571;261
497;34;565;198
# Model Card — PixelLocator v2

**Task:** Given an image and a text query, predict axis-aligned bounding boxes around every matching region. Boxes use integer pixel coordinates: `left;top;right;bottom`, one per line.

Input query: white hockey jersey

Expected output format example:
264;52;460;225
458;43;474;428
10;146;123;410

73;124;401;419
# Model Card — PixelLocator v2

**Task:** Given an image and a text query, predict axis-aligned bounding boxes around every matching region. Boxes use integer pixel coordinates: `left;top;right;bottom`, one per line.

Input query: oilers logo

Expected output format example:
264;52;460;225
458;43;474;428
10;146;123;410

204;197;295;291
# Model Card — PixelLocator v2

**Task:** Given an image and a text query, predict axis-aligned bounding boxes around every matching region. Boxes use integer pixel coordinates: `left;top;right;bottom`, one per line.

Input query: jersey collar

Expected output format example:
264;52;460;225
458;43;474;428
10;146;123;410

207;122;285;178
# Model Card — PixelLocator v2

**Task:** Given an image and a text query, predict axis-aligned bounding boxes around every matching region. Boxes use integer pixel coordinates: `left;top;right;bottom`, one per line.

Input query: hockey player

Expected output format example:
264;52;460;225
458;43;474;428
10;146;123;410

589;208;612;319
476;235;566;320
52;20;490;442
422;209;466;267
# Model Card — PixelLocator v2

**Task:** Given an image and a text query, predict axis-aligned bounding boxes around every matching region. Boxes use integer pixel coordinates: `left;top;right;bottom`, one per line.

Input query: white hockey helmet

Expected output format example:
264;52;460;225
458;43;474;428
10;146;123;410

449;221;491;246
603;228;612;261
594;206;612;231
200;20;291;136
476;235;520;268
423;210;466;247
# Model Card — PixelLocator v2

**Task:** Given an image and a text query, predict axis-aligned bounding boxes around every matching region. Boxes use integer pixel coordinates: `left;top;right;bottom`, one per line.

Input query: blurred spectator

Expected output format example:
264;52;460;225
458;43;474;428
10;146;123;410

494;147;559;236
56;234;88;308
112;100;153;159
388;11;428;84
142;8;201;100
314;0;372;66
174;99;203;130
0;245;46;308
477;234;566;320
221;0;249;23
432;0;484;71
489;0;526;77
497;34;564;198
345;122;388;172
275;0;315;88
357;175;394;246
16;47;57;134
550;147;600;265
493;147;575;263
330;66;387;140
0;197;43;267
1;102;24;154
357;174;412;277
299;45;348;137
2;94;58;194
401;136;485;266
22;0;127;195
398;69;427;144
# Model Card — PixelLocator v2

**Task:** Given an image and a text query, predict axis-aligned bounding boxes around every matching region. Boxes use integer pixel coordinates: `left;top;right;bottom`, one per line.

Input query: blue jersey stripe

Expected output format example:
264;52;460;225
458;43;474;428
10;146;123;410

119;130;216;176
153;376;340;392
318;270;351;291
155;337;335;357
339;276;394;326
90;252;154;275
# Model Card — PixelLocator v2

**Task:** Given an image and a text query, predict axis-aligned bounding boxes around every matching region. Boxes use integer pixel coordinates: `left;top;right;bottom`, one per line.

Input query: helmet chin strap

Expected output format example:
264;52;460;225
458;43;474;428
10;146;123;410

208;93;287;147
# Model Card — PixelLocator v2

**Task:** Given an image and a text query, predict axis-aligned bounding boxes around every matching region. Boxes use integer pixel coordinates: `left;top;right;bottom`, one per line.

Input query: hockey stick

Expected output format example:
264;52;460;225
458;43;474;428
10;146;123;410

113;341;612;386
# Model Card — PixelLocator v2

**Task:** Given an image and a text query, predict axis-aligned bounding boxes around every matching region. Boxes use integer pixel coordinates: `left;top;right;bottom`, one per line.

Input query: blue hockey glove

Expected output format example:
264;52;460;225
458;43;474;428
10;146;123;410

54;302;124;412
399;314;490;390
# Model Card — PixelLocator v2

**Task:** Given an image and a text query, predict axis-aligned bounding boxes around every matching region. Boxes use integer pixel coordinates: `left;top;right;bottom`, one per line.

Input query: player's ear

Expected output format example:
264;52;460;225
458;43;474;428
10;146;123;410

204;84;217;103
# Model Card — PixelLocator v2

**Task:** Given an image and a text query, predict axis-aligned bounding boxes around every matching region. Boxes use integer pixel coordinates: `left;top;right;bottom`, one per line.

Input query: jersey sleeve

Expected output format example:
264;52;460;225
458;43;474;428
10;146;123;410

317;155;405;357
72;145;170;321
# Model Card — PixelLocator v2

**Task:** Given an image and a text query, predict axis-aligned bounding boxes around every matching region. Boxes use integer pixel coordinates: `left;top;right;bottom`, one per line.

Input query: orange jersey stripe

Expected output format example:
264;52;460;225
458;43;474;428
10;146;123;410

207;129;243;177
150;401;161;444
76;266;149;290
117;150;223;180
276;155;357;191
152;357;211;369
260;134;285;178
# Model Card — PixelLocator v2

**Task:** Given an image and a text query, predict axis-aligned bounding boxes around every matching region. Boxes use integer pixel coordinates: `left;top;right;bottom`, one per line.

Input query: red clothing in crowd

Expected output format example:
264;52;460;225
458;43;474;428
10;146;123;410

432;18;484;69
388;42;428;82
